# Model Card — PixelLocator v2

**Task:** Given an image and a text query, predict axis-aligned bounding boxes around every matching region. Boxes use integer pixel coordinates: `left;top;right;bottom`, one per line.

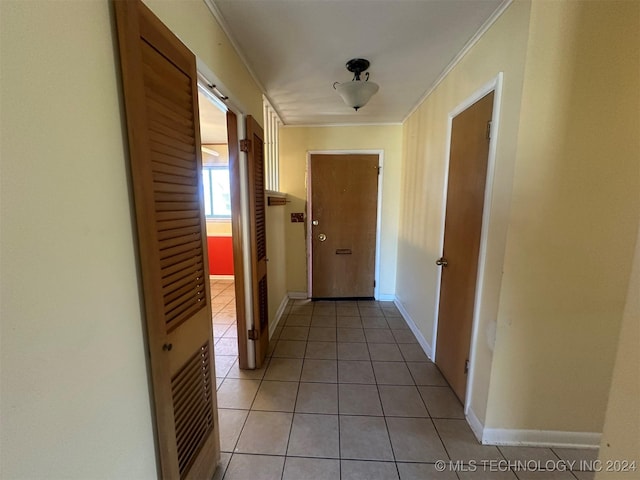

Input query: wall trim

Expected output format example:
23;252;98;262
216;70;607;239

268;293;290;339
402;0;514;123
377;294;395;302
394;298;434;361
306;150;385;300
287;291;308;300
200;0;285;120
467;407;601;449
283;122;403;128
467;407;485;443
482;428;601;449
209;274;234;281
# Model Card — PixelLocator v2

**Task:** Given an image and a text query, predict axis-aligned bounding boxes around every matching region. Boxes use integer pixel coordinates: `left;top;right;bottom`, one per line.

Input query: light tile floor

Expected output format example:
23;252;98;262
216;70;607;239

210;280;598;480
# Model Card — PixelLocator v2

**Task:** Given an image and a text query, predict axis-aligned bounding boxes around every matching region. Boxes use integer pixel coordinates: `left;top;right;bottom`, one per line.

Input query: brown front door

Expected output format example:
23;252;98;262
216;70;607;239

310;154;379;298
435;92;494;402
244;116;269;367
114;0;219;478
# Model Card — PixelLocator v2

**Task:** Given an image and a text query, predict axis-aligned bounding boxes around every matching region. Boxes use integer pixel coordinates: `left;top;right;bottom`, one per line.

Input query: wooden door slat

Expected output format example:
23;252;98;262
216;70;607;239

114;2;218;477
151;149;197;171
159;247;202;270
166;300;206;330
149;132;196;158
149;119;196;148
155;201;201;212
147;106;195;139
153;173;199;187
159;239;202;260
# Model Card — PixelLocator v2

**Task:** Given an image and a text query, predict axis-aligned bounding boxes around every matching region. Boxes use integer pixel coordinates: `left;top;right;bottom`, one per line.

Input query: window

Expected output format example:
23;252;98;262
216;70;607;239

202;166;231;218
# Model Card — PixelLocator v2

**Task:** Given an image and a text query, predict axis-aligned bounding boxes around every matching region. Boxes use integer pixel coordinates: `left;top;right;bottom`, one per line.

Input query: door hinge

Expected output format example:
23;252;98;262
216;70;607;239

240;138;251;152
373;279;376;287
486;121;492;140
248;328;259;340
377;166;381;175
464;359;470;374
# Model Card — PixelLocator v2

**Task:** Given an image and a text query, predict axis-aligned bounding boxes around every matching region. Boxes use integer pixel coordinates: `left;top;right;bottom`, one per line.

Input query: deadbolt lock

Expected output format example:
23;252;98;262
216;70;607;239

312;220;319;226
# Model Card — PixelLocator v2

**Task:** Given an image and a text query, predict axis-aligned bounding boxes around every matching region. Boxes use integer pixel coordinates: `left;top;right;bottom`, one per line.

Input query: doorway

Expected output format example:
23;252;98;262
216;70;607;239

435;91;494;403
307;153;381;298
197;88;244;379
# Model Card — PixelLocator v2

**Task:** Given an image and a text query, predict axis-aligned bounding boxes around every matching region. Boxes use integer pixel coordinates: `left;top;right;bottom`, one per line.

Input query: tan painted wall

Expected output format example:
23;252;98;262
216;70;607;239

143;0;263;121
595;220;640;478
266;198;289;327
0;1;157;478
486;0;640;433
396;0;532;425
279;125;403;297
0;0;264;477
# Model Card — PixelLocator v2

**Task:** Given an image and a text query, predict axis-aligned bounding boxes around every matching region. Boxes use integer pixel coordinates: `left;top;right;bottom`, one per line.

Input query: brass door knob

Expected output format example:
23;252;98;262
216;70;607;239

318;234;327;242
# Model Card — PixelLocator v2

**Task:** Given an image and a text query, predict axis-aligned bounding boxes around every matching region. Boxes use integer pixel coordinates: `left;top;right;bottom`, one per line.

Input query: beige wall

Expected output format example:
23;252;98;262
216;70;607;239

266;197;289;329
0;1;157;478
486;0;640;433
595;220;640;479
279;125;403;297
396;0;532;425
0;0;264;478
397;0;640;438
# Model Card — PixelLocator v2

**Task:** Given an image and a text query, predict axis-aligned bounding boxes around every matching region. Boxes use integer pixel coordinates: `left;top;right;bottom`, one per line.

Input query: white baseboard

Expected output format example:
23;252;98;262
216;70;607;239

269;294;290;340
210;274;234;280
287;291;308;299
394;298;434;360
467;406;600;448
376;293;395;301
466;407;485;443
482;428;601;449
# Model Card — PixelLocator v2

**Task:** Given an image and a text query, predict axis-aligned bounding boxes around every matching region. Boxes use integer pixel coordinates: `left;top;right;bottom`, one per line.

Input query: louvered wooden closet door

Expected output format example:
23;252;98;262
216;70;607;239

245;116;269;367
114;1;219;478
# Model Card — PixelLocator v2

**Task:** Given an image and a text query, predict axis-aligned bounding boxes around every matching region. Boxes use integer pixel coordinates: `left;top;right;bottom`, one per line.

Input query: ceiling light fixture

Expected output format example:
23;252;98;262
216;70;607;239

333;58;379;111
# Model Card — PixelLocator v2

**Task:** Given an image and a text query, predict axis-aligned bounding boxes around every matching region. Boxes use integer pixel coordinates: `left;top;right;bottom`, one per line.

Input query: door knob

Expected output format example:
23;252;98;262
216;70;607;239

318;233;327;242
162;343;173;351
436;257;448;267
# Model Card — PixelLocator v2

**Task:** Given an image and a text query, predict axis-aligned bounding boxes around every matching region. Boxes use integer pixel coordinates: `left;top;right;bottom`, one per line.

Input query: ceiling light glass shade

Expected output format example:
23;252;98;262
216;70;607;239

335;80;379;111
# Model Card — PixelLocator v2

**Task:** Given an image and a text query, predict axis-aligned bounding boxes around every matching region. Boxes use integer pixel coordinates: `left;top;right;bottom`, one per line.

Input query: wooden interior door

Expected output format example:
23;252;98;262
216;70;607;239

435;92;494;402
243;116;269;367
114;1;219;478
310;154;379;298
226;110;251;369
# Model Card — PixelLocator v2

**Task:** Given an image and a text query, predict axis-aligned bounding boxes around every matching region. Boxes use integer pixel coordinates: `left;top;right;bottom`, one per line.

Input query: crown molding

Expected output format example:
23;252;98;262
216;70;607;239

402;0;514;123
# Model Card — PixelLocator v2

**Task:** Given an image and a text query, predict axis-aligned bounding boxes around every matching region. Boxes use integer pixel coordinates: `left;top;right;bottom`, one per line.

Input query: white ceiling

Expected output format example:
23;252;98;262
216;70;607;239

210;0;505;125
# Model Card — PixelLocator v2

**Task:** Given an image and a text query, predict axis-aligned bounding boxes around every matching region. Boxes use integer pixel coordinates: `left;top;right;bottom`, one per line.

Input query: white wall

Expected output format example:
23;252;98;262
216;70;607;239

0;1;157;478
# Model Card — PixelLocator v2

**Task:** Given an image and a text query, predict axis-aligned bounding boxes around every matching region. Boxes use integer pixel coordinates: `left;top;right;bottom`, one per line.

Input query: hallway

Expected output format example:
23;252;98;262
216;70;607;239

210;281;597;480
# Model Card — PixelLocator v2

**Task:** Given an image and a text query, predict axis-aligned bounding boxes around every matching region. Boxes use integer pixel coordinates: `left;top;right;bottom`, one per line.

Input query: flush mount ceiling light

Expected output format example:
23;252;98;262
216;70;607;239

333;58;379;111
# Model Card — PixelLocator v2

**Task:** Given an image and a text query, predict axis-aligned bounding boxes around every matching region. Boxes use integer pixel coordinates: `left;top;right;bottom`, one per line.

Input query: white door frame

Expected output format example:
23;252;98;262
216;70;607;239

197;62;256;368
306;150;384;300
431;72;504;414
